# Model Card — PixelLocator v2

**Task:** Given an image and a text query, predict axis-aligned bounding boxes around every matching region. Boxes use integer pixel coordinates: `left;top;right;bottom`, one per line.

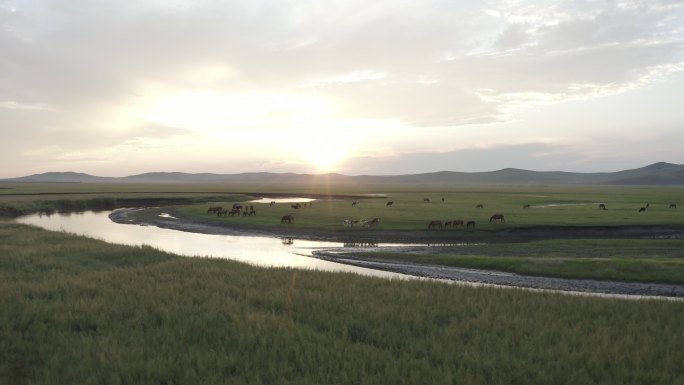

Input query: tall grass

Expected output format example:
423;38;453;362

1;222;683;384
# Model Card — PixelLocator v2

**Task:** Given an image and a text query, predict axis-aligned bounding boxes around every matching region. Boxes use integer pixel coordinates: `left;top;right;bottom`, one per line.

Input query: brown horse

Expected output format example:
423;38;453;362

386;201;394;206
281;215;294;224
451;219;464;227
228;209;241;216
476;204;484;208
291;203;301;210
207;206;223;214
599;203;606;210
428;220;443;229
216;208;228;217
466;221;476;229
670;203;677;209
490;214;505;222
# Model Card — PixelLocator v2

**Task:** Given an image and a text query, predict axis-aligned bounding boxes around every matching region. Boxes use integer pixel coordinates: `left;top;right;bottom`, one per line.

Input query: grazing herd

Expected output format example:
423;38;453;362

207;197;678;230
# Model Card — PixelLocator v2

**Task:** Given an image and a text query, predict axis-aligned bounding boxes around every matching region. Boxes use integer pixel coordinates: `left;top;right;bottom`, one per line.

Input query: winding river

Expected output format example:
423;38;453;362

16;210;408;279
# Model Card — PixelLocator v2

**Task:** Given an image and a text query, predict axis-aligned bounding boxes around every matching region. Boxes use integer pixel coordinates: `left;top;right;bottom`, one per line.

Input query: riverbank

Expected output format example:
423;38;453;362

110;207;684;297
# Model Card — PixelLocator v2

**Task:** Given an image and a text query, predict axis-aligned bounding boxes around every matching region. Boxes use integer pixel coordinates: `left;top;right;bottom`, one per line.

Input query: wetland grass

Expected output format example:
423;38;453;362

1;222;683;384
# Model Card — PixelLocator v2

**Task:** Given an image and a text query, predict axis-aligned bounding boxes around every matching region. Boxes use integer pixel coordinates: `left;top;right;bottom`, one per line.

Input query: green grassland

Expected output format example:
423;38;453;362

170;186;684;230
1;221;683;385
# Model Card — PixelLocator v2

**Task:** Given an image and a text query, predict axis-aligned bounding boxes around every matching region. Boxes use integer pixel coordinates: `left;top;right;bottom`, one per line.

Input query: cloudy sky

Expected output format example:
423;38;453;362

1;0;683;177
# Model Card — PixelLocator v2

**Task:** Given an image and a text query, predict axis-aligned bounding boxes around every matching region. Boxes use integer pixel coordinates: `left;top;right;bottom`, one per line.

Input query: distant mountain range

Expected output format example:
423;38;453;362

3;162;684;185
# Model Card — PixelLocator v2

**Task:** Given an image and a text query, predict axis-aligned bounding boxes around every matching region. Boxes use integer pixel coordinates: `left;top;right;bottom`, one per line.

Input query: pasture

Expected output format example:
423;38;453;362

1;221;683;384
169;186;684;230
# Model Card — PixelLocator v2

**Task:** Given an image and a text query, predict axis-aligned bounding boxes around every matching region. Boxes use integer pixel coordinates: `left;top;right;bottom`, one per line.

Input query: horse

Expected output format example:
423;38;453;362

207;206;223;214
423;198;430;203
671;203;677;209
281;215;294;224
386;201;394;206
228;209;241;216
441;197;445;203
490;214;505;222
343;219;354;228
444;221;452;228
352;200;359;207
270;201;276;206
451;219;464;227
291;203;301;210
216;208;228;217
523;204;530;209
367;218;379;227
638;207;646;213
646;203;650;208
428;220;443;230
466;221;476;229
599;203;606;210
476;204;484;208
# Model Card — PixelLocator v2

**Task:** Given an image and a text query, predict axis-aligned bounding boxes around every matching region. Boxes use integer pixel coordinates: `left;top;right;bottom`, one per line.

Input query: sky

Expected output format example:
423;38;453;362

1;0;683;177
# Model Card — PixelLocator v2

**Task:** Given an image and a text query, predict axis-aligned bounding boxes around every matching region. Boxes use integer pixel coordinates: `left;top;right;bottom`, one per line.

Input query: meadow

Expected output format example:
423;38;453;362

2;182;684;383
1;221;683;384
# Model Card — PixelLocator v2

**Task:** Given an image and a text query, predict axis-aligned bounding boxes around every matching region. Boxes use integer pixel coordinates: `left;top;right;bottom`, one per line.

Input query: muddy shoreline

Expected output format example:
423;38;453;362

110;207;684;298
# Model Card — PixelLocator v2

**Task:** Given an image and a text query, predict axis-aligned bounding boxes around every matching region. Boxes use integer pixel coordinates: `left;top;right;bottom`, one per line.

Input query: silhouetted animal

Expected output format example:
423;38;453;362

281;215;294;224
216;208;228;217
386;201;394;206
670;203;677;209
291;203;301;209
476;204;484;208
228;209;241;216
451;220;464;227
428;220;443;229
523;204;530;209
599;204;606;210
352;200;359;206
638;207;646;213
367;218;379;227
207;206;223;214
424;198;430;203
270;201;276;206
490;214;505;222
441;197;445;202
232;203;242;210
646;203;650;208
466;221;476;229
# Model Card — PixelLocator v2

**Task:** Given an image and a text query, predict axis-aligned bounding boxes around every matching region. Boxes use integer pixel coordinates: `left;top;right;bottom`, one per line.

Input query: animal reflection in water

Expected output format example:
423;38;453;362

343;242;379;248
343;218;379;228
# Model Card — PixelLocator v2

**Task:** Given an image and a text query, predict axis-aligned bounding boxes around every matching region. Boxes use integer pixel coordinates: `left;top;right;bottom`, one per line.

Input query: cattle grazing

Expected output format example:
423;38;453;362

428;220;443;230
466;221;476;229
523;204;530;209
599;203;606;210
281;215;294;224
424;198;430;203
490;214;505;222
386;201;394;206
638;207;646;213
476;204;484;208
207;206;223;214
670;203;677;209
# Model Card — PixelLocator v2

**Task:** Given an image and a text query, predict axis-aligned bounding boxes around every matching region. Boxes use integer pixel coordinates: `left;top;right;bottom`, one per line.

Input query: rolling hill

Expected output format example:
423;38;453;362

3;162;684;185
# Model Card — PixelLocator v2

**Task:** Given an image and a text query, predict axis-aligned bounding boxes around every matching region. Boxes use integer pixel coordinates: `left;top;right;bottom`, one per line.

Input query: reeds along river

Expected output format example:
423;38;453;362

15;210;406;279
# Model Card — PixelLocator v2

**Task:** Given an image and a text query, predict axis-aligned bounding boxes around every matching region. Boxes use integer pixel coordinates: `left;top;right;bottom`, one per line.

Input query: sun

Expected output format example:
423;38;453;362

302;142;347;172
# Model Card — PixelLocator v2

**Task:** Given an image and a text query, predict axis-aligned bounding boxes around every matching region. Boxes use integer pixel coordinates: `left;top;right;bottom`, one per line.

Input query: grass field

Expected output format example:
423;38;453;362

1;221;683;384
